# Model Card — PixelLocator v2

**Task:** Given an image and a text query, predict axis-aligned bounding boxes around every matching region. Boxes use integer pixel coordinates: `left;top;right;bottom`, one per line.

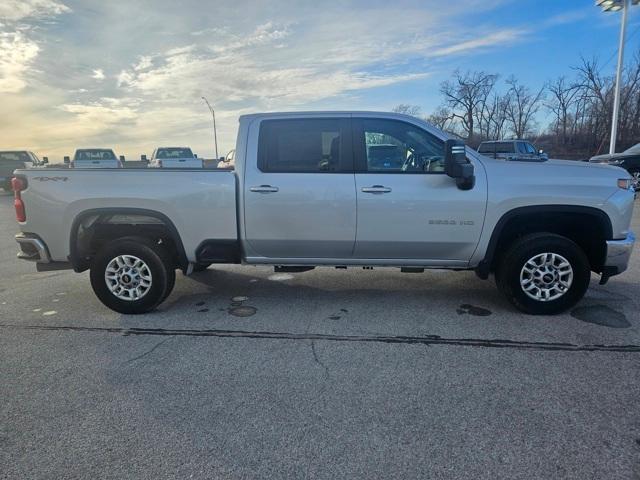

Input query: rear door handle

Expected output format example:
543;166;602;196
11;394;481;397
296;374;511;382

250;185;279;193
361;185;392;194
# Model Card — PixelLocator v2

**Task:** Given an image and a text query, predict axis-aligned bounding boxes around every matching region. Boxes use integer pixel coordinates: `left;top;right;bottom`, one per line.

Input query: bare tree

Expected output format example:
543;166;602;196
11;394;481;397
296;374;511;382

505;76;545;139
480;93;509;141
407;49;640;159
440;70;498;141
546;76;580;144
392;104;422;117
427;106;454;132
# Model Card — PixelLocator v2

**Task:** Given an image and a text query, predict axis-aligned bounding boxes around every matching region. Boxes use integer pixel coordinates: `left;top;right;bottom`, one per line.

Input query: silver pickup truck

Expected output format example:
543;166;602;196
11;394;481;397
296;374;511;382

12;111;636;315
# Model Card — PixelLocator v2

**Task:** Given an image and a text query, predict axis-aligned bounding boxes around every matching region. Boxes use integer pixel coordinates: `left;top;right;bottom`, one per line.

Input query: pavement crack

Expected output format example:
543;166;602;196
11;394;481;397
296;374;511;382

124;336;173;364
311;340;330;378
2;323;640;353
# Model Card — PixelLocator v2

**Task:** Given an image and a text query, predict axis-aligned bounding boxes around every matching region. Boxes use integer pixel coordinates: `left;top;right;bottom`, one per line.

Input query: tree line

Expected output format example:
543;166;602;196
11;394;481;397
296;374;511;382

394;52;640;159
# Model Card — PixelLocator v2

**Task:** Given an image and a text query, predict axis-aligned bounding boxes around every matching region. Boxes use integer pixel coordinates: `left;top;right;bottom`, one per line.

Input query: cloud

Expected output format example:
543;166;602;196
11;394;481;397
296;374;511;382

543;9;589;28
431;29;527;57
0;31;39;93
0;0;69;22
0;0;538;158
115;21;433;107
0;0;69;93
91;69;105;80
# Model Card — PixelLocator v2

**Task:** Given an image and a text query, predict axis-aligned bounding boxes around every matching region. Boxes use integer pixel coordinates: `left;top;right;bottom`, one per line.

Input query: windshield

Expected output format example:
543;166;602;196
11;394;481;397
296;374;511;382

623;143;640;154
75;150;116;161
0;152;31;162
156;148;194;159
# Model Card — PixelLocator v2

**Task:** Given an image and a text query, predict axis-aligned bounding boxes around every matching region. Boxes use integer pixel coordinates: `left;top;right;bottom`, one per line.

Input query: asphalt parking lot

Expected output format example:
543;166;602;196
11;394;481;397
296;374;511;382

0;192;639;479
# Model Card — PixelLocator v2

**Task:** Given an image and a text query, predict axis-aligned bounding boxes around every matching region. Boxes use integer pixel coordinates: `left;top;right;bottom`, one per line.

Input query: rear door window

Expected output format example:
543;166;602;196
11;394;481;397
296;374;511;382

493;142;515;154
258;118;352;173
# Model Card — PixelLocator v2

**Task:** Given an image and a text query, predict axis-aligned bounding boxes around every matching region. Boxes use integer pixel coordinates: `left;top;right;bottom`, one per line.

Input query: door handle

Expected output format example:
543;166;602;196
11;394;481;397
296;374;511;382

361;185;392;194
250;185;279;193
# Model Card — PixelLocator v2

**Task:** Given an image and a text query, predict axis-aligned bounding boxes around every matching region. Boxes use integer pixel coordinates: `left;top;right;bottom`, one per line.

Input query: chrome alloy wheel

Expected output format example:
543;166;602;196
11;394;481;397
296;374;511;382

631;171;640;191
520;252;573;302
104;255;153;301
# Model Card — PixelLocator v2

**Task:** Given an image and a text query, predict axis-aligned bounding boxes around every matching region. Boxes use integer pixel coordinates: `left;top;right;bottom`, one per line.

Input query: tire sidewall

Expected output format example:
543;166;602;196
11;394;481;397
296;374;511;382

499;235;590;315
90;239;169;314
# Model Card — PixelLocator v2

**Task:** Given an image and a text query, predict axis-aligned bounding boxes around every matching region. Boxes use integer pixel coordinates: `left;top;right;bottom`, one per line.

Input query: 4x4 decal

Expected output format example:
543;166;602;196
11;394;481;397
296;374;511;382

32;176;68;182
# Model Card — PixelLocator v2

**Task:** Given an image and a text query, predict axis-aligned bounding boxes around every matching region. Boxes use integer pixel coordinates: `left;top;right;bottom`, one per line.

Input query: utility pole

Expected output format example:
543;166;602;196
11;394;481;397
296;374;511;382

201;96;219;159
610;0;629;154
596;0;639;153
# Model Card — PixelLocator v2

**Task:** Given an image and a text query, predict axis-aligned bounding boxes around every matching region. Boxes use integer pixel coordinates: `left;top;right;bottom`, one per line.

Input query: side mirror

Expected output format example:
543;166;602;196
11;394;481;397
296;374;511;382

219;156;226;162
119;155;125;162
63;156;70;164
444;139;475;190
42;157;49;164
194;153;198;158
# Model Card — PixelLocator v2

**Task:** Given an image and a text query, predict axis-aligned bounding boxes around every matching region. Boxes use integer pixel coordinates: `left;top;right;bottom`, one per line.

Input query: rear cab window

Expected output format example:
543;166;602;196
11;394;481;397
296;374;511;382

157;148;194;159
75;150;117;161
257;118;352;173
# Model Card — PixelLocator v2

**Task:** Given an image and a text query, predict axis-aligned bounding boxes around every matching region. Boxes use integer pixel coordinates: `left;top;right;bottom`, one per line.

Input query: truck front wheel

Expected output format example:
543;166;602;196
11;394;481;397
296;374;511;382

90;237;176;314
495;233;590;315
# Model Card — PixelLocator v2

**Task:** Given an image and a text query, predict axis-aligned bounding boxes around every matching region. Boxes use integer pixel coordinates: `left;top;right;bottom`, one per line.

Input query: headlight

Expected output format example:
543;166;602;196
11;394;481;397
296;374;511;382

609;159;623;165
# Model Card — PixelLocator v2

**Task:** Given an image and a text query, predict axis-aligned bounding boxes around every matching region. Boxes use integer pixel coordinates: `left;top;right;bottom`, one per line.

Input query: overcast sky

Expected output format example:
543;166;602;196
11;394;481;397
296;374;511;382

1;0;638;159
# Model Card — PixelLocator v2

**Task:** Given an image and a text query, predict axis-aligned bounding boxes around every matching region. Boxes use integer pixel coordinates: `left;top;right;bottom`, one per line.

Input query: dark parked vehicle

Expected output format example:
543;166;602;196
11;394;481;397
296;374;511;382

590;143;640;191
0;151;44;190
477;140;548;162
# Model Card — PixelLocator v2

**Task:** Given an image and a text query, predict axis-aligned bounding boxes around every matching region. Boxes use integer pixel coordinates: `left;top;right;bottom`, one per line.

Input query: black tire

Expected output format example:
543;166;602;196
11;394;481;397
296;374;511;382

160;264;176;303
90;237;176;314
495;233;590;315
192;263;211;272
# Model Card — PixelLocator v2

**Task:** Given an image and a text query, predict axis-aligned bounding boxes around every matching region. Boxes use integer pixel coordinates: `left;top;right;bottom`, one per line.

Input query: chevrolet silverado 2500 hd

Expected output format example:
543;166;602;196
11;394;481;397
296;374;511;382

12;112;636;315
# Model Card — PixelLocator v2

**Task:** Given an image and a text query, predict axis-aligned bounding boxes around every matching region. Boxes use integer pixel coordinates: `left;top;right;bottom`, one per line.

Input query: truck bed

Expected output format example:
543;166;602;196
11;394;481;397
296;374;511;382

14;168;238;263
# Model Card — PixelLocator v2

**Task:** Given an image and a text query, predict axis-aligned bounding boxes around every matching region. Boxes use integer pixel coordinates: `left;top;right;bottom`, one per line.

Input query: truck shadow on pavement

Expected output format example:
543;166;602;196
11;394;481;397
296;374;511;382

142;267;634;337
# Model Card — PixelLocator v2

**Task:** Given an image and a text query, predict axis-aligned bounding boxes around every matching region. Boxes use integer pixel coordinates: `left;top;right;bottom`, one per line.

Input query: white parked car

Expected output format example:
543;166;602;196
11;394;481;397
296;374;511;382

70;149;122;168
148;147;203;169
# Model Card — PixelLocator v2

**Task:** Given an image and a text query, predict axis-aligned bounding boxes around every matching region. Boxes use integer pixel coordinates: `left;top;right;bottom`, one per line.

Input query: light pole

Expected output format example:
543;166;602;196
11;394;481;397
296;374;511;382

596;0;639;154
201;96;219;159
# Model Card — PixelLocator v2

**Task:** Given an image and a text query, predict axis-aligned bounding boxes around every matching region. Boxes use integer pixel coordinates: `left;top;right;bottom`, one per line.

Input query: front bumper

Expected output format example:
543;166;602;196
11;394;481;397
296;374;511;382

601;231;635;283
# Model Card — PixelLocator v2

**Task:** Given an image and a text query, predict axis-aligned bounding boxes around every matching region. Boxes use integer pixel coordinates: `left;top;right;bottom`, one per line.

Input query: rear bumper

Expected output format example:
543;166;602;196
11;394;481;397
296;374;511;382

15;233;51;263
603;231;635;277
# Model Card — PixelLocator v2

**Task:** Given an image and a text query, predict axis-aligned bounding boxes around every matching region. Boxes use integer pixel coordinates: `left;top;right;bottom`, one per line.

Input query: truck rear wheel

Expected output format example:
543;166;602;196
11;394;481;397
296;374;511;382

495;233;590;315
90;237;176;314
